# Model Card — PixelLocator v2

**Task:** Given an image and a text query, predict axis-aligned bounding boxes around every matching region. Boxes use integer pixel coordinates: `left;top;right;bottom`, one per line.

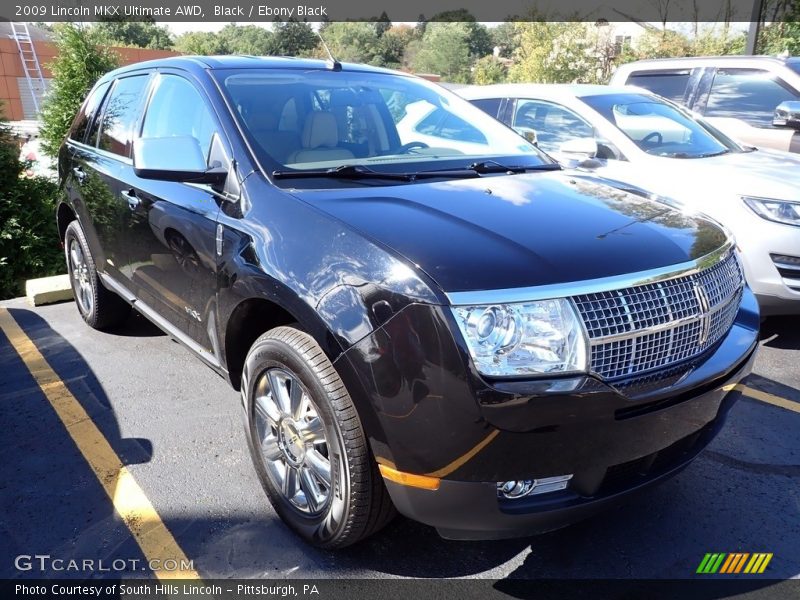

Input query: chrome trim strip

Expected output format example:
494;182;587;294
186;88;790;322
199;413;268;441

773;261;800;272
446;240;735;306
99;272;222;370
589;313;702;344
781;276;800;288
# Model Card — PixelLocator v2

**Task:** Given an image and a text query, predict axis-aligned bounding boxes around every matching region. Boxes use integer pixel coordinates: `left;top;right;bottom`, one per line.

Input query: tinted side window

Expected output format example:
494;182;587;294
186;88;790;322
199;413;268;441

705;68;799;127
415;106;487;143
141;75;217;159
513;99;593;154
70;81;110;143
98;75;149;157
470;98;502;118
627;70;691;103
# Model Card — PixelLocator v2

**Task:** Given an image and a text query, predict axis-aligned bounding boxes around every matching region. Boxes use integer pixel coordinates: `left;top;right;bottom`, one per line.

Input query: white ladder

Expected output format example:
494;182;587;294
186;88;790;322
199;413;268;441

10;21;47;116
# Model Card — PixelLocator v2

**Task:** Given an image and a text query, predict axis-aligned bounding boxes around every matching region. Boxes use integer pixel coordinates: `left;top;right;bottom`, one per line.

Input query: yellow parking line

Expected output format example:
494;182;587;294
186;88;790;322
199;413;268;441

724;383;800;414
0;308;200;580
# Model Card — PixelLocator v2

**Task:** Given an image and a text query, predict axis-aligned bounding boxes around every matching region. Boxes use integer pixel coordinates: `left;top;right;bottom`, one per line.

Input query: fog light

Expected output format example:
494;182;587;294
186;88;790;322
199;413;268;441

497;474;573;499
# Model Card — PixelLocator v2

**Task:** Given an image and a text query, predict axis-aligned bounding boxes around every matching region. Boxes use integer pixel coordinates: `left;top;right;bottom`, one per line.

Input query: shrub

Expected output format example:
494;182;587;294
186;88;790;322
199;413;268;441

0;121;63;299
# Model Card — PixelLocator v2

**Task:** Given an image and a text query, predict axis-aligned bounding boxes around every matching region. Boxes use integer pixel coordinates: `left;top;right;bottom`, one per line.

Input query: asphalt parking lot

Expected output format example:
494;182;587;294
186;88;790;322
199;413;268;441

1;297;799;591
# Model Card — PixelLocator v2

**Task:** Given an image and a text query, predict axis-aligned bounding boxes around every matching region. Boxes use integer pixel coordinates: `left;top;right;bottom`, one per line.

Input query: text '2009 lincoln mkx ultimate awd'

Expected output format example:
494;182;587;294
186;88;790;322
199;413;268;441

57;56;759;547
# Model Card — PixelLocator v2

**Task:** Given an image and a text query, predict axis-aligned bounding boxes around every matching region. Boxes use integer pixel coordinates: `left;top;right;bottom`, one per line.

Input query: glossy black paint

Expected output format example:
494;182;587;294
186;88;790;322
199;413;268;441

57;56;758;539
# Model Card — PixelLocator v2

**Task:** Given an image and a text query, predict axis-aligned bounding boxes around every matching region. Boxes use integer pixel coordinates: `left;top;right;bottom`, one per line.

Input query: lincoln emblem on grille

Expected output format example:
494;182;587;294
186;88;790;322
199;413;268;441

692;280;712;345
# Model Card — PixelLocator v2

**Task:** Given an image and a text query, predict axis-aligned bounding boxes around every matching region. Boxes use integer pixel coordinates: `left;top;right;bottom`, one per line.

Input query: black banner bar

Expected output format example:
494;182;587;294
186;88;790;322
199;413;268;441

2;0;796;23
3;579;799;600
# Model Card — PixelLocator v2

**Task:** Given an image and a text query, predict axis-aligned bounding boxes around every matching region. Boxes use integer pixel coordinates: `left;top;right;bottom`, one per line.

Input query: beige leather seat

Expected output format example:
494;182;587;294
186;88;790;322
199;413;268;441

288;112;354;164
246;112;300;163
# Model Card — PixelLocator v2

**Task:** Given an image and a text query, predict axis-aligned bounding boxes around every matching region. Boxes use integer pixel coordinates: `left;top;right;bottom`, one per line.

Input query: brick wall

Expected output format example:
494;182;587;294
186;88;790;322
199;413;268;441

0;39;179;120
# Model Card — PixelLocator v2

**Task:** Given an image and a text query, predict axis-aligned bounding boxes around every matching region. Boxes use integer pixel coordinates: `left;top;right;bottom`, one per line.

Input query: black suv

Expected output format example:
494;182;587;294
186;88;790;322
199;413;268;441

57;56;759;547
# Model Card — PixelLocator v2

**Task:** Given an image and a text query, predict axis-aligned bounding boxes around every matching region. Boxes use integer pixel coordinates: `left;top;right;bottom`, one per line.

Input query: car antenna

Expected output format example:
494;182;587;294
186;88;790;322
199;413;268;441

316;32;342;71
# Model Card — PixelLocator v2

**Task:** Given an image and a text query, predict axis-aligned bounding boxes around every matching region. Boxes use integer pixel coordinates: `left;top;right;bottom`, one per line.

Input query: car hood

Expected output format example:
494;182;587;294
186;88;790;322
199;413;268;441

640;148;800;202
289;172;728;294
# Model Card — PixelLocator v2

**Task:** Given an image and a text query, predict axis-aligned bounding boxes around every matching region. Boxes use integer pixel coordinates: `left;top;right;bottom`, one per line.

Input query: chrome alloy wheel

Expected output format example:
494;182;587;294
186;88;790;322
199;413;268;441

253;368;334;515
68;238;93;316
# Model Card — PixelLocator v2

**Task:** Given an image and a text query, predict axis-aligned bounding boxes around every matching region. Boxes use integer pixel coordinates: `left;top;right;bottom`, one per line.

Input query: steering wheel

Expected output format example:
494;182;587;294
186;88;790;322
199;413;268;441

395;141;430;154
641;131;663;146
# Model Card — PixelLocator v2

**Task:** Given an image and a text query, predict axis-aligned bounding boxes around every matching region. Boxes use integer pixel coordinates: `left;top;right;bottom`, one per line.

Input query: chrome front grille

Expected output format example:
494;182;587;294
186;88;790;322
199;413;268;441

573;249;744;380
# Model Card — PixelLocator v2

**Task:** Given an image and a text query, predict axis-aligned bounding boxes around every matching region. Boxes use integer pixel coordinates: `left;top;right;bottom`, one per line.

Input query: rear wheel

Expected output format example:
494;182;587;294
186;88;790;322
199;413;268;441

64;221;130;330
243;326;395;548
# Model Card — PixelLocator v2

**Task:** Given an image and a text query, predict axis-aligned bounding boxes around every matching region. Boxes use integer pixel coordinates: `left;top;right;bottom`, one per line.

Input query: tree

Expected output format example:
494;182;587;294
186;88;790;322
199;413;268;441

377;25;416;69
629;28;691;59
91;18;173;49
272;19;319;57
759;21;800;55
412;22;472;82
174;31;228;55
39;24;119;158
757;1;800;55
491;21;520;58
429;9;493;58
217;24;275;55
321;22;382;64
472;56;507;85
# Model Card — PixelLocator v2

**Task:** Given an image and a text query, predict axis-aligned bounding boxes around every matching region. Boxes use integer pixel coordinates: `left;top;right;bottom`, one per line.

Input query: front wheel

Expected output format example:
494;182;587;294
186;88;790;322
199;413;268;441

242;326;395;548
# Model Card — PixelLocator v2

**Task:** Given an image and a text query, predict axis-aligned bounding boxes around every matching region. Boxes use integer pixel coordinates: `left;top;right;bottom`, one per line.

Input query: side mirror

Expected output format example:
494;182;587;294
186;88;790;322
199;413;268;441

133;137;227;184
513;126;538;146
559;138;598;158
773;100;800;130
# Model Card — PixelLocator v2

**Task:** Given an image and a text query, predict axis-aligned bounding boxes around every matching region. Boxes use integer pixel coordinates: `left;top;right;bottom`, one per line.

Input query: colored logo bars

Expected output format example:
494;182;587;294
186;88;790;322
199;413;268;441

696;553;773;574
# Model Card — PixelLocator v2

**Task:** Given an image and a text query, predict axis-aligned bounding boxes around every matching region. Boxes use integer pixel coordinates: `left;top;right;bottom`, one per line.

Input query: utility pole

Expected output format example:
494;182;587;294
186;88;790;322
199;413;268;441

745;0;764;54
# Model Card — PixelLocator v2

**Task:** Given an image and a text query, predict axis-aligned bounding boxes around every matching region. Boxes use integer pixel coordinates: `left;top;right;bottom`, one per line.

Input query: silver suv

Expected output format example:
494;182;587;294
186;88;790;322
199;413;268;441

611;56;800;153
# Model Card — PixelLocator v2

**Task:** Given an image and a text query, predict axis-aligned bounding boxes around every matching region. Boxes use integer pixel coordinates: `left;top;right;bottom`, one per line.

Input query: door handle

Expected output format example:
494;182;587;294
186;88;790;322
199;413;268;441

121;188;140;210
72;166;87;184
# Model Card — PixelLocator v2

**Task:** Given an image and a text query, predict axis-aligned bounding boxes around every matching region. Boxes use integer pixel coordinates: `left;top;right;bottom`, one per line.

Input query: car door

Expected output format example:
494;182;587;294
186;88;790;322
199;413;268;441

695;67;800;152
124;72;226;353
70;73;151;290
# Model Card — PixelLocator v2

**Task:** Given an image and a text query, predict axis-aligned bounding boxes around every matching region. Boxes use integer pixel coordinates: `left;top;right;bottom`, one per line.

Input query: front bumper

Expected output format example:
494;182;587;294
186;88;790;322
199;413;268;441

386;349;753;540
334;287;759;539
735;217;800;315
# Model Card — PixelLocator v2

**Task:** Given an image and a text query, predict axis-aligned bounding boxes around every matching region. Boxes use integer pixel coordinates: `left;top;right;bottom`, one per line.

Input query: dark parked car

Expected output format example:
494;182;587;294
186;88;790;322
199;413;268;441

57;56;759;547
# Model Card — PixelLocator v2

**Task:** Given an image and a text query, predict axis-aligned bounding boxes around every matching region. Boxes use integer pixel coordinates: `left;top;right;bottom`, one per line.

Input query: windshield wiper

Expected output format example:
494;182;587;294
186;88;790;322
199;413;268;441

695;149;730;158
273;164;415;181
272;161;559;182
272;164;487;181
660;149;730;159
468;160;561;174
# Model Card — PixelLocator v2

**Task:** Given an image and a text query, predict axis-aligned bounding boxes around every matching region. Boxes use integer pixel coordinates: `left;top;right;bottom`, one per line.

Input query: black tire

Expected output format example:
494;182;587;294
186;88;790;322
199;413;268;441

243;326;395;548
64;220;130;330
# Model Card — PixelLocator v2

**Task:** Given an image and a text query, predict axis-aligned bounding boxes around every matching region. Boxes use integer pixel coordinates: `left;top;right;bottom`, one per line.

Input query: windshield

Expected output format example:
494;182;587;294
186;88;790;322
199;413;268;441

216;68;548;178
788;59;800;76
581;93;742;158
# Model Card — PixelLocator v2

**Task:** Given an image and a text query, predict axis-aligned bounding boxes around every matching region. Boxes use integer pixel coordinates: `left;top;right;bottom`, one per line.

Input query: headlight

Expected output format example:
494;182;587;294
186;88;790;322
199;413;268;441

743;196;800;227
451;298;588;377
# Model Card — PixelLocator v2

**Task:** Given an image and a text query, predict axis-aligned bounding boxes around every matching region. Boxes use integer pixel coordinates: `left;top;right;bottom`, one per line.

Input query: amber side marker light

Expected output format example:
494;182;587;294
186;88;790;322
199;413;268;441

378;464;440;491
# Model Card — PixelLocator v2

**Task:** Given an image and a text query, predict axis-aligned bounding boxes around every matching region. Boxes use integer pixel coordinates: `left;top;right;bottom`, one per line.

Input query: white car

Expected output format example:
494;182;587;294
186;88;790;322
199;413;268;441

460;83;800;315
394;99;501;156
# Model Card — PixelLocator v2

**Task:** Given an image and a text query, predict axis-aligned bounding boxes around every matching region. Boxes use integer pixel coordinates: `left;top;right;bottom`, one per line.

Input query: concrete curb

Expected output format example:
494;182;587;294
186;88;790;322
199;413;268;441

25;274;73;307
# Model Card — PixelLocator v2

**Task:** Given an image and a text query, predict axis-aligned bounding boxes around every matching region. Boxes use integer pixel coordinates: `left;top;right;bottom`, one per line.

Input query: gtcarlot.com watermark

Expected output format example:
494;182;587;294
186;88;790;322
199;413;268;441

14;554;194;573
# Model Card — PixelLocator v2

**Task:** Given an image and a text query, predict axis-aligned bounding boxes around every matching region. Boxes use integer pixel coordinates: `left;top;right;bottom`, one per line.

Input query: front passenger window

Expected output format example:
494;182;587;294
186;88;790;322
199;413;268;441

97;75;149;157
705;69;799;128
141;75;217;160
